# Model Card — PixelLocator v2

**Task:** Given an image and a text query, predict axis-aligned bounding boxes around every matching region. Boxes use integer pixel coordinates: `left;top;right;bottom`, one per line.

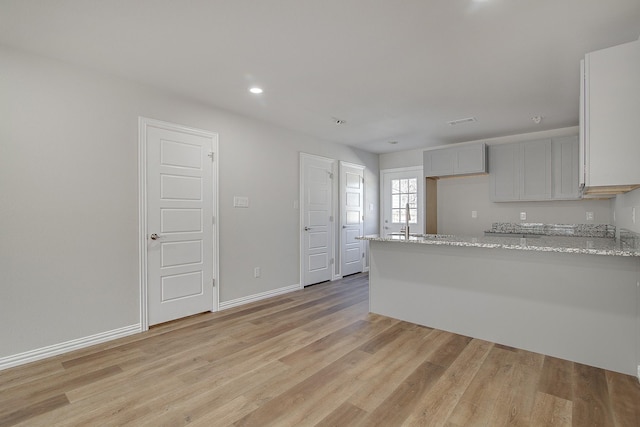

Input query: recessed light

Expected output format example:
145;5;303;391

388;141;399;145
334;119;346;125
531;116;543;124
249;87;263;94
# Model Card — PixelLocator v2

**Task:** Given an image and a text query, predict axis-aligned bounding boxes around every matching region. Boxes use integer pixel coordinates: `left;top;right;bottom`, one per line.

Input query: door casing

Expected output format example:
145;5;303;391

138;117;219;330
299;153;338;287
380;166;424;237
339;161;365;277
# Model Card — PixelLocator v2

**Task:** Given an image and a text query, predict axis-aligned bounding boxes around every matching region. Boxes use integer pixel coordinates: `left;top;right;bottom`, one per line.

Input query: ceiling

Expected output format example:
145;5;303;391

1;0;639;153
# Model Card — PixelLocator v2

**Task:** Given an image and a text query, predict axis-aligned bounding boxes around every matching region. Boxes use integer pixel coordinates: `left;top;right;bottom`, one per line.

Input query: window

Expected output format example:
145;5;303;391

391;178;418;224
380;167;423;235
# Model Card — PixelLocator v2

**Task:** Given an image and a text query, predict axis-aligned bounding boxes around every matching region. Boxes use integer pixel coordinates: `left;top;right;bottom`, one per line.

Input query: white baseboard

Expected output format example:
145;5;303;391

219;284;301;311
363;266;370;273
0;324;142;371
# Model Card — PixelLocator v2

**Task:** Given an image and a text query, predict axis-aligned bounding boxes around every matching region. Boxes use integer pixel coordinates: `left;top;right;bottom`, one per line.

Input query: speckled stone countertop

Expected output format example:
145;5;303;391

358;230;640;257
485;222;615;238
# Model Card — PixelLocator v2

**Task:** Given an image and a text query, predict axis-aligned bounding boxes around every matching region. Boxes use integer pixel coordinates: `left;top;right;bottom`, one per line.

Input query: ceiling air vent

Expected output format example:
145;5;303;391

447;117;477;126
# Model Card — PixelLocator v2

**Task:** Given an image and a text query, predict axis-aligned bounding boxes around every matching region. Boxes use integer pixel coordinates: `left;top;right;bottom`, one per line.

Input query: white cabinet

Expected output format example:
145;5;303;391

581;40;640;195
424;143;486;178
520;140;552;200
552;136;580;200
489;143;519;201
489;139;551;201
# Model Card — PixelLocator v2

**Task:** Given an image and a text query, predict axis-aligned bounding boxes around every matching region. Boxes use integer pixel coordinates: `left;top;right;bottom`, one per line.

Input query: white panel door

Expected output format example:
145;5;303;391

381;167;424;236
340;162;364;277
301;154;334;286
146;122;215;325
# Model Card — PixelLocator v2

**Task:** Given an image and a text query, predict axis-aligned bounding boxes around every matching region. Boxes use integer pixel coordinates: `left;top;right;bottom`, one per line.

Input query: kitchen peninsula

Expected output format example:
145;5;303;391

359;226;640;376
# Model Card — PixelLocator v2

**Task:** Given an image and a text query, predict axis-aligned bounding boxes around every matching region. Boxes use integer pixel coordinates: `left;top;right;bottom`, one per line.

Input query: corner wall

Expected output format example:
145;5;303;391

613;187;640;234
0;46;378;362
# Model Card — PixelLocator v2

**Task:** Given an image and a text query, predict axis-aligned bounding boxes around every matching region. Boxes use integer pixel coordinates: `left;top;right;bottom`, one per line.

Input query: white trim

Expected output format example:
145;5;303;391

363;266;370;273
0;324;141;371
299;152;337;287
339;161;366;277
339;161;366;170
219;284;300;310
379;166;424;235
138;117;220;331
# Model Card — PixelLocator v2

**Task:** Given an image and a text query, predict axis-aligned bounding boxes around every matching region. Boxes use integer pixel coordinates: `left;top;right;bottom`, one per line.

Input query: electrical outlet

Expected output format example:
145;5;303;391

471;210;478;219
520;212;526;221
254;267;261;278
586;211;594;221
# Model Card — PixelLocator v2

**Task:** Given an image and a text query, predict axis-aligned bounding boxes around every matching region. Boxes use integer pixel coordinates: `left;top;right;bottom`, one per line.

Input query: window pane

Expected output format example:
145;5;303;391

392;194;400;209
408;178;417;193
400;194;408;207
409;193;417;206
410;209;417;223
400;179;408;193
392;209;400;223
400;210;406;223
391;179;400;192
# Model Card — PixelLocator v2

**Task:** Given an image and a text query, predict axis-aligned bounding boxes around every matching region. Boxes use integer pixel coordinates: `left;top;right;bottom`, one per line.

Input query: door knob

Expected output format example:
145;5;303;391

342;225;347;229
150;233;160;240
304;226;312;231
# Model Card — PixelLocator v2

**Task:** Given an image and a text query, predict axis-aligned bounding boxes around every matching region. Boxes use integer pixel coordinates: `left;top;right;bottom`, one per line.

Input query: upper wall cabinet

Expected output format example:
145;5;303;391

489;139;552;202
489;136;580;202
424;143;486;178
581;40;640;196
552;136;580;200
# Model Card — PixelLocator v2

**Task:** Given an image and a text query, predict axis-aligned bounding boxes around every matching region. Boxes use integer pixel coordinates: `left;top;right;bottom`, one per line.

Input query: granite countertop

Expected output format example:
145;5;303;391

358;230;640;257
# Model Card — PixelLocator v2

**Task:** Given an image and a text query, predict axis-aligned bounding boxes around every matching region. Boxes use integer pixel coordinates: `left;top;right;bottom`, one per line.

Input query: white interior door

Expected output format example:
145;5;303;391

145;120;216;326
301;153;334;286
381;167;424;236
340;162;364;277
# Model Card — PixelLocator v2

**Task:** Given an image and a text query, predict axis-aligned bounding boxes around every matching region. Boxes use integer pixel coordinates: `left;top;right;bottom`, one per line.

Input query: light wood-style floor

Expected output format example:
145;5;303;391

1;273;638;426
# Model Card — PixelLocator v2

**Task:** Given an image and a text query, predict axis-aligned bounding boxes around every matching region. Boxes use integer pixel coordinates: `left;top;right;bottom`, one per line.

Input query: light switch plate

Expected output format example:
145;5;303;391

586;211;594;221
520;212;526;221
471;210;478;219
234;196;249;208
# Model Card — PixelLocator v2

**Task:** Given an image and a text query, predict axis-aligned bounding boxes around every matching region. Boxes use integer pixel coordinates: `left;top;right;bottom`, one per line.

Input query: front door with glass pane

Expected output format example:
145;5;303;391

381;167;424;236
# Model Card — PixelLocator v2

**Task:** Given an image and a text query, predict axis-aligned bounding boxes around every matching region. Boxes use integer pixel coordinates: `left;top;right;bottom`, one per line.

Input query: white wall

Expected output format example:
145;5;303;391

379;128;612;236
0;46;378;360
437;175;612;236
613;187;640;234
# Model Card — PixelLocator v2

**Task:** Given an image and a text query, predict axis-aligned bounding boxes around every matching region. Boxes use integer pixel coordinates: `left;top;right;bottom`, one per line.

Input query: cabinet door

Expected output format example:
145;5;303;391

552;136;580;200
489;144;519;201
585;40;640;187
520;139;552;200
454;144;486;175
424;148;454;177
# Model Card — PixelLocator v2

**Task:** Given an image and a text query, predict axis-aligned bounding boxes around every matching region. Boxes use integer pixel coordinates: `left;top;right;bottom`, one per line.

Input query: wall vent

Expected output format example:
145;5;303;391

447;117;477;126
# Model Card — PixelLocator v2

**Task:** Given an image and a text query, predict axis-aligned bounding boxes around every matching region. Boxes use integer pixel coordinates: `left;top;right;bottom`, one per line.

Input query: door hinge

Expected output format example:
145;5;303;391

329;215;334;222
212;215;215;225
330;258;334;265
208;152;214;161
329;172;334;179
212;278;216;287
362;253;365;258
